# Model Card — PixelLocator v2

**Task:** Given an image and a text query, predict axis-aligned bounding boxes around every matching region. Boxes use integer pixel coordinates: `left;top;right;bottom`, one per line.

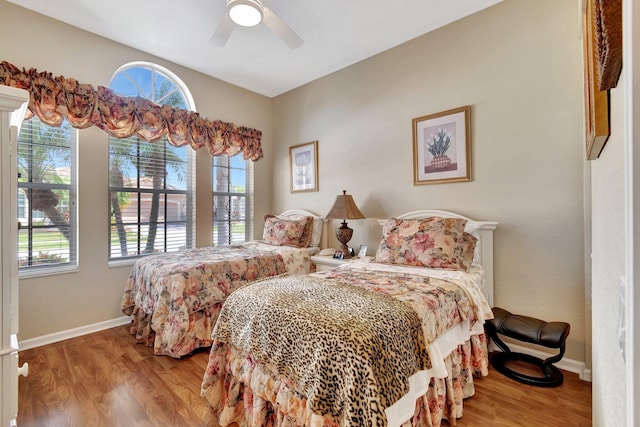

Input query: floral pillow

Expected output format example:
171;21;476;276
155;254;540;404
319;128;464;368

272;214;322;247
262;215;314;248
375;217;470;270
459;232;478;272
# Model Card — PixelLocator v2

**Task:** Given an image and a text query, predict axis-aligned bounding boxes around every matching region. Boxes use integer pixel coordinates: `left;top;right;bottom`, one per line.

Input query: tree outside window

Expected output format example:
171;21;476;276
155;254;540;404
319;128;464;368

213;154;253;245
17;116;77;271
108;63;195;260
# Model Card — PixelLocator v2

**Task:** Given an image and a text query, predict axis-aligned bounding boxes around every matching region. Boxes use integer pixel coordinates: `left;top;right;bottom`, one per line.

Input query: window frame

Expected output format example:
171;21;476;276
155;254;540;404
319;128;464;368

213;155;254;246
17;116;78;277
107;62;196;264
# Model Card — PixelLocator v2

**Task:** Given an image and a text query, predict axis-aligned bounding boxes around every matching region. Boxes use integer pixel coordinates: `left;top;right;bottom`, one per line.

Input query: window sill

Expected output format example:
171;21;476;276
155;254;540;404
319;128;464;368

19;265;79;279
108;259;136;269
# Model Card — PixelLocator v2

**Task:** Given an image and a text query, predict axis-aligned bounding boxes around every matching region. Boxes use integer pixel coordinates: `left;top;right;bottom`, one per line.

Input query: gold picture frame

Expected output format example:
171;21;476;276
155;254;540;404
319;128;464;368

289;141;318;193
413;106;471;185
583;0;611;160
593;0;622;91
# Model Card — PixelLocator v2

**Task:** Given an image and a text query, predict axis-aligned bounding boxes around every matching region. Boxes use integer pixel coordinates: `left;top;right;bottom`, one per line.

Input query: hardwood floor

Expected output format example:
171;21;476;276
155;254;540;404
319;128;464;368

17;325;591;426
443;362;592;426
18;325;218;427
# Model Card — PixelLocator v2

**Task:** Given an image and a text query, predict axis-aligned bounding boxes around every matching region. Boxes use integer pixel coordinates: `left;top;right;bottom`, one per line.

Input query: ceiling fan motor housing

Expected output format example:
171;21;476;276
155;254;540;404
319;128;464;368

227;0;264;27
213;0;303;49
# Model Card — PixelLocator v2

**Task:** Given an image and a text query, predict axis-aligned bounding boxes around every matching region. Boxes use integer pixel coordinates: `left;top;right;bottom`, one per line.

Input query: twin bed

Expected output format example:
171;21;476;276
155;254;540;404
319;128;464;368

120;209;324;357
121;209;497;426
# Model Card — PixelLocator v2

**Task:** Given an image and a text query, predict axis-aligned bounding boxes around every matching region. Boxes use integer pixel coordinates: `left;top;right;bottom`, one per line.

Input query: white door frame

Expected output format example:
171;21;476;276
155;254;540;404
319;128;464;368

623;0;639;424
0;85;29;427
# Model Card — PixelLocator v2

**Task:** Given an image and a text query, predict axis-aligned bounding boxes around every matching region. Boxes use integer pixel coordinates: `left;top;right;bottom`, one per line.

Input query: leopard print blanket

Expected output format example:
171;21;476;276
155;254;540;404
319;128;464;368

212;274;431;426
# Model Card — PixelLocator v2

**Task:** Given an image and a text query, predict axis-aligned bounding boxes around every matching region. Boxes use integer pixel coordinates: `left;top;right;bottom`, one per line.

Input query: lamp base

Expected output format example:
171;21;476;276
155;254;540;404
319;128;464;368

335;220;353;259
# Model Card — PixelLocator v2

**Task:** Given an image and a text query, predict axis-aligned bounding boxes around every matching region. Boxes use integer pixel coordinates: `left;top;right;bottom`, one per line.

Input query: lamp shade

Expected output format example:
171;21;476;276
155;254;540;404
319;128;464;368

325;190;365;220
325;191;364;259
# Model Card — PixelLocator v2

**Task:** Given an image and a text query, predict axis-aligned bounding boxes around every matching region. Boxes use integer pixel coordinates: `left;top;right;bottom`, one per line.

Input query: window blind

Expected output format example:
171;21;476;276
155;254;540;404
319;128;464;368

213;155;254;245
17;116;77;272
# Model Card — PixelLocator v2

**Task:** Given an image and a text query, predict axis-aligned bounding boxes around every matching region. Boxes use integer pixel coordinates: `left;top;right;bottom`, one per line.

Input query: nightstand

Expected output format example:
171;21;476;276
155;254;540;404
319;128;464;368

311;255;353;272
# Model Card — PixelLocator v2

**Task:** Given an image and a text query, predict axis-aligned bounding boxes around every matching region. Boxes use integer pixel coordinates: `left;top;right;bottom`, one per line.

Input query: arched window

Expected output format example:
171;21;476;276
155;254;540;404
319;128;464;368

108;62;195;260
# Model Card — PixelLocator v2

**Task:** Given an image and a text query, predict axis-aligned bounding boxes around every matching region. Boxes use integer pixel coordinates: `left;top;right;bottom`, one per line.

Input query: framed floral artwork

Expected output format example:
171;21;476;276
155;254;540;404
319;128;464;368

289;141;318;192
412;106;471;185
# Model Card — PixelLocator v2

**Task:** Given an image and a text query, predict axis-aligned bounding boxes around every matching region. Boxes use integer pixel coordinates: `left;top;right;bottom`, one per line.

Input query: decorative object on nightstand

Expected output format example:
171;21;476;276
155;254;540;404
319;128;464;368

357;245;368;258
325;190;365;259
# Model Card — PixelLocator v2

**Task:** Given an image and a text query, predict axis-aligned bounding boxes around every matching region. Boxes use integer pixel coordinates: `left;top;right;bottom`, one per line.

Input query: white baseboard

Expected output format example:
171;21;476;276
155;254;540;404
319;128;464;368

20;317;593;383
19;316;131;351
490;341;592;382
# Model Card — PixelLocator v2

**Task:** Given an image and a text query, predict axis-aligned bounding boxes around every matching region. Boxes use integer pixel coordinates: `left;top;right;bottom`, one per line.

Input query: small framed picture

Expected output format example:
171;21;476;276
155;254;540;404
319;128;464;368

358;245;368;258
289;141;319;193
412;106;471;185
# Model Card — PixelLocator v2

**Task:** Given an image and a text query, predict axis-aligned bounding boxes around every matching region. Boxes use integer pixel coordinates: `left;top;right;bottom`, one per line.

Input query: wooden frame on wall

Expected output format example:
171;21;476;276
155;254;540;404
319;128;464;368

412;106;471;185
583;0;611;160
289;141;318;193
593;0;622;91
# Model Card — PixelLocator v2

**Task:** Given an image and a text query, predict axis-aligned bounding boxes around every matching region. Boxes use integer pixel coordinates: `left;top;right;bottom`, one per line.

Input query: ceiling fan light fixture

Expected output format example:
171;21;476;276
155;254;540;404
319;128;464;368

228;0;264;27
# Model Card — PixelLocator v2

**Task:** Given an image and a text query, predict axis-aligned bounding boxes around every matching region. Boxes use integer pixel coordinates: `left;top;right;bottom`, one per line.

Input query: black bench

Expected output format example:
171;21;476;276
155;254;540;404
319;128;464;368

485;307;570;387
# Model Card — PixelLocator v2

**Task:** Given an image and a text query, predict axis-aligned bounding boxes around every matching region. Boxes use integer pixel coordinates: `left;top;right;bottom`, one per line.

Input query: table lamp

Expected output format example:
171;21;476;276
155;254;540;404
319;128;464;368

325;190;365;259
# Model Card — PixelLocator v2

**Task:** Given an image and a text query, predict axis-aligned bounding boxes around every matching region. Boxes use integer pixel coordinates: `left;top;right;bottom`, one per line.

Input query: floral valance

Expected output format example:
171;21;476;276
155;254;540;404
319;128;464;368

0;61;263;161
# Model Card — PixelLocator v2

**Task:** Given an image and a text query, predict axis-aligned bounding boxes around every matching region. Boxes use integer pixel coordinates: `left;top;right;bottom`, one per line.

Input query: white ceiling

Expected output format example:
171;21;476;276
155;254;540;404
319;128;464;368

7;0;503;97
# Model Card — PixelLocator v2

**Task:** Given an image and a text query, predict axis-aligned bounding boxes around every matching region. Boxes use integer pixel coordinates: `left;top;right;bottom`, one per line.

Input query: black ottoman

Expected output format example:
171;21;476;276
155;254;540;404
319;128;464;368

485;307;570;387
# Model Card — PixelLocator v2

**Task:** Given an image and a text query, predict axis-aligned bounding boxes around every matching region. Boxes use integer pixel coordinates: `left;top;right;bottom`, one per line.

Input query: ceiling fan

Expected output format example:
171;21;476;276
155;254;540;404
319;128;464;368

211;0;303;49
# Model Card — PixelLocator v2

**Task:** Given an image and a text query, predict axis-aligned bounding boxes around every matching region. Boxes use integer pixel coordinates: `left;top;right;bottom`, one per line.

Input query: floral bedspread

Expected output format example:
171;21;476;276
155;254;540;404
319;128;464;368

317;268;480;344
201;265;490;426
121;242;312;357
331;258;493;325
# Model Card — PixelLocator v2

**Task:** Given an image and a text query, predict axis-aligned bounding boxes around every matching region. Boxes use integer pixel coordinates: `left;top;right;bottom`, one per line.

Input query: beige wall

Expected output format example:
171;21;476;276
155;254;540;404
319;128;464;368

2;0;590;367
590;79;626;425
589;0;640;419
272;0;587;362
0;1;274;340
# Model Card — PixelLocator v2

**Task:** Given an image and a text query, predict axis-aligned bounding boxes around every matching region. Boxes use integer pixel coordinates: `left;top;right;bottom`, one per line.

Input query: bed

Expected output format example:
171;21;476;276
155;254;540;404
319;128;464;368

200;210;497;427
120;209;325;358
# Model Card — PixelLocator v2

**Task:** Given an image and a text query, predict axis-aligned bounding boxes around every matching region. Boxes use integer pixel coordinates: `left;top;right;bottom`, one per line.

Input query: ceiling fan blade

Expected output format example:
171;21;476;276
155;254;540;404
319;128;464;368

210;13;235;47
262;7;303;49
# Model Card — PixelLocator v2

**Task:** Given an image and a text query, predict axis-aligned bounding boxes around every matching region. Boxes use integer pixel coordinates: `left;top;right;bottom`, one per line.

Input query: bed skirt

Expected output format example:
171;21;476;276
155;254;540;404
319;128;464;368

127;303;222;358
201;333;489;427
122;243;314;358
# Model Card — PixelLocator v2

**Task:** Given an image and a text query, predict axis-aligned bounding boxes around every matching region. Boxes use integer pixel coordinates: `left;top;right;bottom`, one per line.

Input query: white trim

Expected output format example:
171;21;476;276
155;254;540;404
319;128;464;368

624;0;639;422
279;209;320;218
108;258;136;269
18;316;131;351
16;116;79;276
18;265;79;279
0;86;29;112
0;85;29;427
